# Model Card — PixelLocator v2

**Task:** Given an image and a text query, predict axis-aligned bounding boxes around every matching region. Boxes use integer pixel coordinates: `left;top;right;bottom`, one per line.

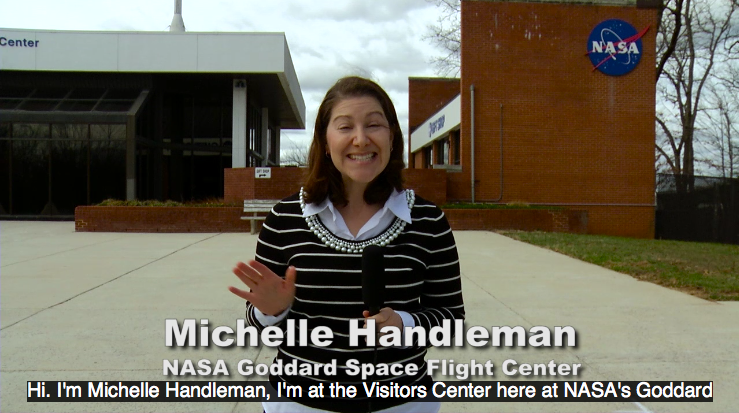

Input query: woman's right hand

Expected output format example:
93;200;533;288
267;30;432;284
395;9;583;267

228;260;296;316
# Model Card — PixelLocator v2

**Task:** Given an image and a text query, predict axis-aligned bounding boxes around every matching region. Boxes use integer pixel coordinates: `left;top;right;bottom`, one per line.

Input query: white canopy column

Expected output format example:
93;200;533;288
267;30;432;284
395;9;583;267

232;79;247;167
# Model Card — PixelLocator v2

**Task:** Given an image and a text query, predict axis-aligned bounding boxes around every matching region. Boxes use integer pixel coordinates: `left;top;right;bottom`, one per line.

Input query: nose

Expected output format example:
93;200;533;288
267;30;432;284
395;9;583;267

352;126;370;146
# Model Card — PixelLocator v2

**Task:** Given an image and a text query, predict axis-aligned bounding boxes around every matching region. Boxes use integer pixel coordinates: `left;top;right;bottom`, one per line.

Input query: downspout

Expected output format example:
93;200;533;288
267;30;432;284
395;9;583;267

470;84;475;203
491;103;504;202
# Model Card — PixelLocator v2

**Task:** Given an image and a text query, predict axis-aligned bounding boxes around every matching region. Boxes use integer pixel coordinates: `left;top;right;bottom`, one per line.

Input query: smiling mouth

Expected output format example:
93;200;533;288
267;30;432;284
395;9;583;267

348;153;376;161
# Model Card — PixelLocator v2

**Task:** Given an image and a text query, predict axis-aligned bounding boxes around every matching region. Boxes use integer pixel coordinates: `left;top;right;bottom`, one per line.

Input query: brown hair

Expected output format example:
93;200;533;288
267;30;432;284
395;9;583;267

303;76;405;207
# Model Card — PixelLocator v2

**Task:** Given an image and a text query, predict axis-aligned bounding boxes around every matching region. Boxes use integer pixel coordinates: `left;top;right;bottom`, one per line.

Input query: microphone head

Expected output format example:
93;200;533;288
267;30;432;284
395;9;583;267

361;245;385;316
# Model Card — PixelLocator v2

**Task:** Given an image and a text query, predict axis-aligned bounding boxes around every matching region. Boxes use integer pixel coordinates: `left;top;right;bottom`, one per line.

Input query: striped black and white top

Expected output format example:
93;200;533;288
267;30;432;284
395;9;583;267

245;192;465;412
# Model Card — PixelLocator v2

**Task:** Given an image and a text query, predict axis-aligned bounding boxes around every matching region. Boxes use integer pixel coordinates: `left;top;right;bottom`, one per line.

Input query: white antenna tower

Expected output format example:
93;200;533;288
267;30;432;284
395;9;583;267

170;0;186;32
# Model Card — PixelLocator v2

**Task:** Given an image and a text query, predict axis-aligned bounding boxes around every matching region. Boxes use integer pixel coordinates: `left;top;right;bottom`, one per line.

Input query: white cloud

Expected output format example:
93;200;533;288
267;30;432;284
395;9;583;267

0;0;454;157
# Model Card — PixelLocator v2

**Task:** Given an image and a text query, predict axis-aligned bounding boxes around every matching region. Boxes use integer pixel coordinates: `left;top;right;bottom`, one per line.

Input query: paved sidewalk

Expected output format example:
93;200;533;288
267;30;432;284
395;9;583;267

1;221;736;412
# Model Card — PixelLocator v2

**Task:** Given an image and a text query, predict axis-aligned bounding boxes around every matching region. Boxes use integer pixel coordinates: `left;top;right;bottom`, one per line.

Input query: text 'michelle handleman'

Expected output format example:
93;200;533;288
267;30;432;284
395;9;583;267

164;319;576;348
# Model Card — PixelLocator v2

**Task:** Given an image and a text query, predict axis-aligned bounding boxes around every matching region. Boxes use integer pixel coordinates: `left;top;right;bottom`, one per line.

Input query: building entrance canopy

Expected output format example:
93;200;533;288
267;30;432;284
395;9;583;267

0;87;148;123
0;29;305;129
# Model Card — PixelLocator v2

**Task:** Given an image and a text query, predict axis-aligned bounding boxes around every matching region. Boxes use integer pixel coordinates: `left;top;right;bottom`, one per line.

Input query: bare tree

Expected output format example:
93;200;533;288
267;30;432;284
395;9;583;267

280;139;310;167
656;0;738;192
656;0;687;81
697;62;739;178
423;0;461;77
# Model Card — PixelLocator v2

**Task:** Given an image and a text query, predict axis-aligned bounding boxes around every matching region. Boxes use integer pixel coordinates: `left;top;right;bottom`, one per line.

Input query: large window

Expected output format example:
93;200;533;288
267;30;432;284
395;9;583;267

51;125;88;214
267;126;278;165
151;92;233;202
90;134;126;205
0;122;125;216
0;125;9;214
11;124;50;215
437;137;450;166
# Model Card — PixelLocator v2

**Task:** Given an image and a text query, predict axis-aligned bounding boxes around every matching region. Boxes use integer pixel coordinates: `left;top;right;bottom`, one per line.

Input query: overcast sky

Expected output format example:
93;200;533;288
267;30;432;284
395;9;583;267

0;0;448;153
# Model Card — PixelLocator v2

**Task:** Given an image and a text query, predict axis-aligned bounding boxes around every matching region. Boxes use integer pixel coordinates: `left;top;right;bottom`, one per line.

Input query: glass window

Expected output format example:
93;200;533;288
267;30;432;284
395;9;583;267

193;95;223;139
180;96;194;146
248;105;262;166
69;89;105;99
18;100;58;111
0;99;21;110
222;105;232;141
437;138;449;165
0;139;9;214
13;123;49;139
57;100;97;111
106;89;140;100
268;127;278;165
0;87;33;98
11;139;49;214
91;124;126;140
52;124;88;140
94;101;134;112
32;88;67;99
424;146;433;169
192;154;223;200
90;139;126;203
51;139;87;214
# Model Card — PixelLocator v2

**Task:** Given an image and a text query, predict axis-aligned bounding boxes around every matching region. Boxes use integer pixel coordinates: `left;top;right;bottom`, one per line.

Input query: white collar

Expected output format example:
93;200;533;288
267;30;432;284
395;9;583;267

303;189;412;224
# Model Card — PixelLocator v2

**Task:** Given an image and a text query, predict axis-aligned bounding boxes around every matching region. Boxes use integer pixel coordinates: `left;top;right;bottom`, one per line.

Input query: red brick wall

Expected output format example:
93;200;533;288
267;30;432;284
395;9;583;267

74;205;588;234
404;169;447;206
75;206;251;232
586;205;655;238
408;78;461;135
450;0;658;238
445;208;588;233
412;152;424;169
224;167;448;206
224;167;306;202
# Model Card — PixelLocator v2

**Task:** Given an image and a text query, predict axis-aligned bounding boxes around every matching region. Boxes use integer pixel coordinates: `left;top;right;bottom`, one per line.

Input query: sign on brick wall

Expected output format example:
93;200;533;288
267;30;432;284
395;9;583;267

586;19;649;76
255;168;271;179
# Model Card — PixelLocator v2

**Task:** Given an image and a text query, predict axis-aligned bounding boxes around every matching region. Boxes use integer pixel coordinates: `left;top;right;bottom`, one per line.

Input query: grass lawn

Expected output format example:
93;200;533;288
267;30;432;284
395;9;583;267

498;231;739;301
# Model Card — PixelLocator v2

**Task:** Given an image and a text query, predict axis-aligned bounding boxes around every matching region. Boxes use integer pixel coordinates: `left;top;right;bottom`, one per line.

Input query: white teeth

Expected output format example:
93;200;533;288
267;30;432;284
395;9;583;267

349;153;374;161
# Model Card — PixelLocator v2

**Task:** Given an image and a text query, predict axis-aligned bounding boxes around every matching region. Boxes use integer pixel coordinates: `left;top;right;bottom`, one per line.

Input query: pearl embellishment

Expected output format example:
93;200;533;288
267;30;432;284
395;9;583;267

299;187;415;254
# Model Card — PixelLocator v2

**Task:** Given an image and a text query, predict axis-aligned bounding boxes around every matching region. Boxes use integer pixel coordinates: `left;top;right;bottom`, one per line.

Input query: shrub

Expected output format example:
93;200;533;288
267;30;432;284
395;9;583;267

96;199;240;207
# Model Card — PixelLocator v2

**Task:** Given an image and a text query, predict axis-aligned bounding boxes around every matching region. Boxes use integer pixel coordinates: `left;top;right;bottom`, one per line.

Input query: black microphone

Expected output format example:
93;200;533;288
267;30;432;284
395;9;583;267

361;245;385;316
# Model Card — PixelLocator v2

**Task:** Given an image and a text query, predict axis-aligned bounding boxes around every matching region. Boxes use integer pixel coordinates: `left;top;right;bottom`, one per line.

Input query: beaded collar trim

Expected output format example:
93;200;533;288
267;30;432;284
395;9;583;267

299;187;415;254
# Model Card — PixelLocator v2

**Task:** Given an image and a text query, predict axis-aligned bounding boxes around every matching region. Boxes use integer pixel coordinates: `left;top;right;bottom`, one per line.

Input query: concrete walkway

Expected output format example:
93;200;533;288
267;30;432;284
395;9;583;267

1;221;736;412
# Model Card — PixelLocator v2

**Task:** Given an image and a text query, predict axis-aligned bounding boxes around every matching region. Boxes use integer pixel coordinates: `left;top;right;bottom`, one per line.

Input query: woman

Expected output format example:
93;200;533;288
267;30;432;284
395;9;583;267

229;76;464;413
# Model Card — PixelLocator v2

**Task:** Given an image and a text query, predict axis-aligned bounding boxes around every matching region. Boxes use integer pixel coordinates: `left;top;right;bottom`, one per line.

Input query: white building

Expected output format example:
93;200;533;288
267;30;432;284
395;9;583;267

0;5;304;217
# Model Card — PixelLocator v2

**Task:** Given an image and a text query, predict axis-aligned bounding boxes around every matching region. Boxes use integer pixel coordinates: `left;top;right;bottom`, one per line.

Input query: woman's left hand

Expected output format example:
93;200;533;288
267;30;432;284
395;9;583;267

363;307;403;333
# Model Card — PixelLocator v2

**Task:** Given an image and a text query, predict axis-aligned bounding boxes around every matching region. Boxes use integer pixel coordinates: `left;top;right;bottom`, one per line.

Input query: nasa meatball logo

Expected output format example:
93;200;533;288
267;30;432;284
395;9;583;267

586;19;649;76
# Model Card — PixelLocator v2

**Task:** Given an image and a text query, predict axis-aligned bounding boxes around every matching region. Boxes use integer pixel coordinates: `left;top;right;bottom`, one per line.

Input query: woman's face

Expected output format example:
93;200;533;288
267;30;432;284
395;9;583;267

326;96;392;191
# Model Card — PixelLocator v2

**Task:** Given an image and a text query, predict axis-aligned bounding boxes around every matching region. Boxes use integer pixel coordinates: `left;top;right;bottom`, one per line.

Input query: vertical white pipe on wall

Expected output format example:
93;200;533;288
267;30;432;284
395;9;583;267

470;84;475;203
261;108;269;166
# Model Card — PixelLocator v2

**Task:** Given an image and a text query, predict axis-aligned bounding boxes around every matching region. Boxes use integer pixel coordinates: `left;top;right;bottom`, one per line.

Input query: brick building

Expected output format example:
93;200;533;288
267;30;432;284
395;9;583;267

409;0;659;238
